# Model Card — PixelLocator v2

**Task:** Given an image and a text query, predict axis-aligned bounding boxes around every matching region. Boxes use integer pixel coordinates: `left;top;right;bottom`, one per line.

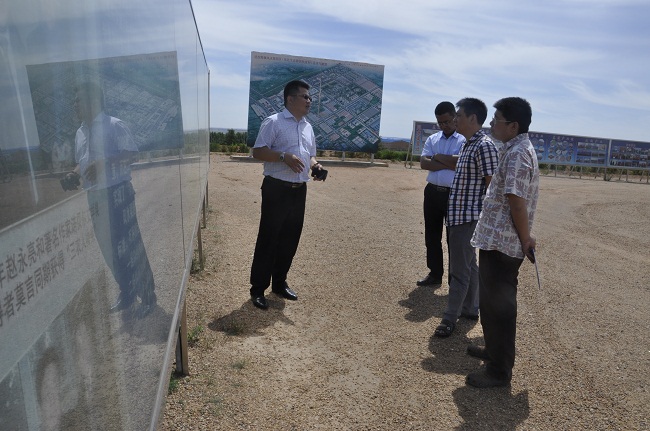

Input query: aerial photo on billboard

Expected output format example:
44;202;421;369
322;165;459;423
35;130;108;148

247;52;385;153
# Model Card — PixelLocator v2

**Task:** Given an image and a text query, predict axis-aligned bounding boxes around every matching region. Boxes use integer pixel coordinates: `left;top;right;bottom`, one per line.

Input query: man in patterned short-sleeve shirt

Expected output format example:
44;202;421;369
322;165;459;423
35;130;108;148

466;97;539;388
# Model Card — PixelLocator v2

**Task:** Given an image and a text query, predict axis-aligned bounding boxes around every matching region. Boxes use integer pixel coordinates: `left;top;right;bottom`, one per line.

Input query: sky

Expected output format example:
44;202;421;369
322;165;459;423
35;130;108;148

191;0;650;142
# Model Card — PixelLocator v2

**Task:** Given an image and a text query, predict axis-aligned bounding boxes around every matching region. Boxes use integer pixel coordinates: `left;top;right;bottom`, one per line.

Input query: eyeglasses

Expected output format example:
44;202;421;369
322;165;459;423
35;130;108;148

438;118;456;127
492;116;513;124
293;94;312;101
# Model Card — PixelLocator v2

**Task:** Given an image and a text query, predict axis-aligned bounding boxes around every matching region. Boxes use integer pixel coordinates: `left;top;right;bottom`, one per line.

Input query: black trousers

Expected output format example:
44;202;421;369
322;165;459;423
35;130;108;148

478;249;523;381
423;183;450;280
250;176;307;296
87;181;156;305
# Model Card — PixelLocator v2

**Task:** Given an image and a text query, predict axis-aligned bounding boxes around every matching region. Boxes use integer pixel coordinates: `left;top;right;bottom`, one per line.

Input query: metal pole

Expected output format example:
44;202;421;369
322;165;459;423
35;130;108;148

175;300;189;375
197;221;204;271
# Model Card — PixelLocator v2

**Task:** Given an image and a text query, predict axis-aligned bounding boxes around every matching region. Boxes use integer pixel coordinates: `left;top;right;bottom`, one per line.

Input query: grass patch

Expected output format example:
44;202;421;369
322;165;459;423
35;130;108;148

190;253;203;274
168;372;182;394
188;325;204;347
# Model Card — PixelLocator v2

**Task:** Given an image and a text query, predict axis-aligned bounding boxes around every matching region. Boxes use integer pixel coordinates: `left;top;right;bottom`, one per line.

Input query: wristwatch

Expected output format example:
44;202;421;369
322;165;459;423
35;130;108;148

279;152;285;162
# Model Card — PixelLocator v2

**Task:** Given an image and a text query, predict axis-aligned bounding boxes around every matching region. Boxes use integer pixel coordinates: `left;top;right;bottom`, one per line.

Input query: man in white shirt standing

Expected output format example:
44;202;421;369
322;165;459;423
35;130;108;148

249;80;326;310
418;101;465;287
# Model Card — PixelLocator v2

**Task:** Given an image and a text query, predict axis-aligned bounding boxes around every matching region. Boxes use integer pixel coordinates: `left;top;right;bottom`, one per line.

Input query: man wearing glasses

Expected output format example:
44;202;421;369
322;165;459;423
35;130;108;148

249;80;326;310
432;98;498;338
466;97;539;387
418;101;465;288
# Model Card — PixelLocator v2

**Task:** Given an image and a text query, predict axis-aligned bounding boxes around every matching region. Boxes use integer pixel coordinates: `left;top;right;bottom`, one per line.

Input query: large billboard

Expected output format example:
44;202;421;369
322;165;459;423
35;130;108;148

609;140;650;169
528;132;609;167
410;122;650;171
247;52;385;153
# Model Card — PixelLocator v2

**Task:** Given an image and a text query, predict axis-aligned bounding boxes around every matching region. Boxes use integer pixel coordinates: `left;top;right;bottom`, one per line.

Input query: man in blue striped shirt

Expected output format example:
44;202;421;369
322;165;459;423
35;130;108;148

432;98;498;337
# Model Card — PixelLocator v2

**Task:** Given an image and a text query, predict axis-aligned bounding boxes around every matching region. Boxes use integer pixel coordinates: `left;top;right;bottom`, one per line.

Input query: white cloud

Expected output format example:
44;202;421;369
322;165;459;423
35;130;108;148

565;80;650;111
209;69;249;90
195;0;650;141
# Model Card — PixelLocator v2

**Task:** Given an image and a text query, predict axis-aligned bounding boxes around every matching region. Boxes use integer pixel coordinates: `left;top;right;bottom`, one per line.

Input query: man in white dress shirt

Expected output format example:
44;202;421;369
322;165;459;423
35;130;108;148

249;80;326;310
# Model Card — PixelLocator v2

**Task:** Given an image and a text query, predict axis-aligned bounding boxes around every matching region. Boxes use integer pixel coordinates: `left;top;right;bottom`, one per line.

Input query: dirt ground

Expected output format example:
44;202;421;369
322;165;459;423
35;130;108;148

160;154;649;430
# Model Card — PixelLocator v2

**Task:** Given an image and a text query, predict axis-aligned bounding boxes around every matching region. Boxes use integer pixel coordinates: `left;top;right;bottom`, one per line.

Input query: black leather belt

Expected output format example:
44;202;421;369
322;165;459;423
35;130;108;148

265;176;305;188
429;183;450;192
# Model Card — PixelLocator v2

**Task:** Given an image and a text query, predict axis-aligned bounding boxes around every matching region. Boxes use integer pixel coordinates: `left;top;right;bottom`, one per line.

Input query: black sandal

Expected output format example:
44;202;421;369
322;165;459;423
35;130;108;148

434;319;455;337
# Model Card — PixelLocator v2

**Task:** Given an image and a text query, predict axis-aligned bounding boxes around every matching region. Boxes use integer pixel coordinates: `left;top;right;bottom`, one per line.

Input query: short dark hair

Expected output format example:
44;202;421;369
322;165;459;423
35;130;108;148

493;97;532;133
456;98;488;125
434;101;455;117
283;80;310;106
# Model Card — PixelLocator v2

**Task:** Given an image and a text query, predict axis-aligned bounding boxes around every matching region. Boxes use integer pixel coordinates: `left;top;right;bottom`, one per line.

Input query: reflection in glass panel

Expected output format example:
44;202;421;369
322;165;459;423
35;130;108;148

175;3;204;270
0;0;208;429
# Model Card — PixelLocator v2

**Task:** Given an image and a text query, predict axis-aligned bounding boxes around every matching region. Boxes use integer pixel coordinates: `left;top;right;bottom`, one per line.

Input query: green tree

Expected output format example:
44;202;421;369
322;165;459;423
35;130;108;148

235;131;247;144
225;129;236;145
209;131;225;144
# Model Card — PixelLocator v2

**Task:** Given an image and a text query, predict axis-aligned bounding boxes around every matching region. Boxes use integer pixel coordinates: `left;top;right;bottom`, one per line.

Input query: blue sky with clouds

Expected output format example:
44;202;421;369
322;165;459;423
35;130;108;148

192;0;650;141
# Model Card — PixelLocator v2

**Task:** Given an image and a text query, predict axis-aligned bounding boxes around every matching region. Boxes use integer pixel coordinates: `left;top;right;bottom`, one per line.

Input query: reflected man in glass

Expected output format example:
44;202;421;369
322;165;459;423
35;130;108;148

63;81;156;318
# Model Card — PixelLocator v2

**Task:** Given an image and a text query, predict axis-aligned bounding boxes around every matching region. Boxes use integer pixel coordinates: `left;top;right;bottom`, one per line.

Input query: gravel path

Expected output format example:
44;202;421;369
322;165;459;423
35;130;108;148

160;154;649;430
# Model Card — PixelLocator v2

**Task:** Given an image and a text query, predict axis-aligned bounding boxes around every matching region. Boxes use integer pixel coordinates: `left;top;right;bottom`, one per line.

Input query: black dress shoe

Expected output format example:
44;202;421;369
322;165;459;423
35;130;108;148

416;274;442;286
251;295;269;309
272;283;298;301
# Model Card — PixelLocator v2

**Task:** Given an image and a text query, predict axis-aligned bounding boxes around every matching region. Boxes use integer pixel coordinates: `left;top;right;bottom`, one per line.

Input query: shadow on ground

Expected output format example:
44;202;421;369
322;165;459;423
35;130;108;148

452;385;530;430
398;284;447;322
208;297;294;336
421;325;530;430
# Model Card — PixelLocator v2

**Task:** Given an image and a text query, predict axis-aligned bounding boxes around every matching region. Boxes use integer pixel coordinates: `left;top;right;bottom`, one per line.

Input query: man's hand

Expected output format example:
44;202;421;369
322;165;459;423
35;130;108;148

311;163;328;181
507;193;535;262
433;153;459;169
521;234;536;263
284;153;305;173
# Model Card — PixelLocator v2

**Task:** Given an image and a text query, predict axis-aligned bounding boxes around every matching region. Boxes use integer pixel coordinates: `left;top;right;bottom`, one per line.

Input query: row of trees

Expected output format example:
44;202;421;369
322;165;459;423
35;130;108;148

208;129;414;161
209;129;248;153
210;129;247;145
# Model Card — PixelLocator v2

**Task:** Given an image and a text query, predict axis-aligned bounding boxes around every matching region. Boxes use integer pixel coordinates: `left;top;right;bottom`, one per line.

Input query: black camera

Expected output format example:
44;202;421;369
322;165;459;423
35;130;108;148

60;172;81;191
311;165;328;181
